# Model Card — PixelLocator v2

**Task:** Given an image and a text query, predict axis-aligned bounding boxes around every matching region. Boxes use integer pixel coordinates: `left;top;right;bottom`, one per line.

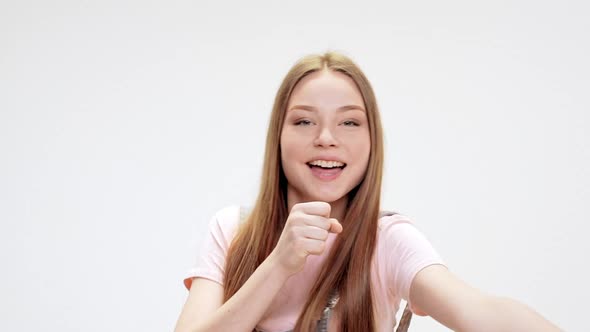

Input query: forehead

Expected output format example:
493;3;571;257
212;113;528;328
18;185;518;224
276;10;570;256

287;70;364;109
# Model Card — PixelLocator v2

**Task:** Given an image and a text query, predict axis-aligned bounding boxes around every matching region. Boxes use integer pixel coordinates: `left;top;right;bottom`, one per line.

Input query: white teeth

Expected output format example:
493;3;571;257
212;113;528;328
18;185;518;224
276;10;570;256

308;160;345;168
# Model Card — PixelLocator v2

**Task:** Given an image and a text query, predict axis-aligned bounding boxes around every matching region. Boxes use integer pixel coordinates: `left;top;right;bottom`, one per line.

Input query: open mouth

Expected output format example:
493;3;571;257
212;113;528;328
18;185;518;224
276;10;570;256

306;162;347;170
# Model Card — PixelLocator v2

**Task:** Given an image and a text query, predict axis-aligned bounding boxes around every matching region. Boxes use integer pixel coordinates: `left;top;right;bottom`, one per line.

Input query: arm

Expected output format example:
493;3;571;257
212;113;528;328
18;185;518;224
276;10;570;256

174;252;290;332
174;202;342;332
409;264;563;332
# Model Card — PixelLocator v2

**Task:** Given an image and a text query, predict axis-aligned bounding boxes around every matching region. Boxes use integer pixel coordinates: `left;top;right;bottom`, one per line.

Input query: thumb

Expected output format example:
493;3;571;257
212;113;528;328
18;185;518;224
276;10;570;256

328;218;343;234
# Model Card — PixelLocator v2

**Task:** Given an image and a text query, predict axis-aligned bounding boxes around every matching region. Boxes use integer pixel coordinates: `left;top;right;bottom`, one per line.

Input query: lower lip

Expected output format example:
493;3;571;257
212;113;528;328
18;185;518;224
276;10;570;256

309;166;344;181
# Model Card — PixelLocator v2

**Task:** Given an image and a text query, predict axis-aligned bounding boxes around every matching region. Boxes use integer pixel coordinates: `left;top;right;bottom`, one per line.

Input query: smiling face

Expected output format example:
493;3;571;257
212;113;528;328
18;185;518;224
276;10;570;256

280;69;371;207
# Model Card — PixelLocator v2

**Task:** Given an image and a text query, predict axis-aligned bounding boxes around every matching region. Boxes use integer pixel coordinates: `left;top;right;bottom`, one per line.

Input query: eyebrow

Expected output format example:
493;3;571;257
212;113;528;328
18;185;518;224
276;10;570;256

288;104;366;112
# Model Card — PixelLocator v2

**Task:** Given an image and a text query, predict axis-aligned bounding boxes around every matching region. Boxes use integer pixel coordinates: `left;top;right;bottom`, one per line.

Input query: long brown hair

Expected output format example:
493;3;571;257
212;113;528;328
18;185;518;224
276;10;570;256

223;51;385;331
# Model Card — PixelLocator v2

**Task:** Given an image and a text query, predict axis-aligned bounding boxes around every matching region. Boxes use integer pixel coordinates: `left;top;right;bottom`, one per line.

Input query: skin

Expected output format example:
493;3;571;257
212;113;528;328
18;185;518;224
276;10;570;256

174;69;563;332
281;69;370;222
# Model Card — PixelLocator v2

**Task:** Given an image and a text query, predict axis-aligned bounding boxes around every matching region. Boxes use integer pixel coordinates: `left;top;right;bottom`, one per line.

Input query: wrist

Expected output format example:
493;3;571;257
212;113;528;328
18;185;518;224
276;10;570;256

265;251;294;281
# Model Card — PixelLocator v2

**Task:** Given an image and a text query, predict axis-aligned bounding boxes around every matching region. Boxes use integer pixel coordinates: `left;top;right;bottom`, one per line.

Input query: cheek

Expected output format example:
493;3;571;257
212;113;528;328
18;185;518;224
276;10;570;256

280;139;294;161
279;131;290;159
347;134;370;157
280;139;301;176
281;129;306;157
351;141;371;172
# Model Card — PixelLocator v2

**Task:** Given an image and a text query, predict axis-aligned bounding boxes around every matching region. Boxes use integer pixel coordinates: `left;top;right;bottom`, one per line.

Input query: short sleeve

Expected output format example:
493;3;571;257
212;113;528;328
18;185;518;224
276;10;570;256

182;205;241;290
378;214;446;316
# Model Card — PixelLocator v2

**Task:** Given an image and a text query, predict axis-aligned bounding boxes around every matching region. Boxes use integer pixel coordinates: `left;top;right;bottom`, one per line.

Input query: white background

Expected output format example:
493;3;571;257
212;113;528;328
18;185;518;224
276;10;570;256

1;0;588;331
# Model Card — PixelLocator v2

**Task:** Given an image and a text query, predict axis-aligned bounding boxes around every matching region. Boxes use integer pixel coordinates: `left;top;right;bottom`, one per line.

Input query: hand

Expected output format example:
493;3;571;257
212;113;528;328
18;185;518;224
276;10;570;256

268;202;343;276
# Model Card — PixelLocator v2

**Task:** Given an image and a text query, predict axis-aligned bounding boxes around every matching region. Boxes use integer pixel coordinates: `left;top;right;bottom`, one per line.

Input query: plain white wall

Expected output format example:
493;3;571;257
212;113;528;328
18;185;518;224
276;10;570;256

1;0;588;331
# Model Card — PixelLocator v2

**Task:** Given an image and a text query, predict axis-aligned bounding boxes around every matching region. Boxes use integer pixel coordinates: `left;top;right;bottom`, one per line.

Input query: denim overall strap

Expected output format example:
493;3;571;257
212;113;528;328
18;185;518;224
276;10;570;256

315;291;340;332
315;211;398;331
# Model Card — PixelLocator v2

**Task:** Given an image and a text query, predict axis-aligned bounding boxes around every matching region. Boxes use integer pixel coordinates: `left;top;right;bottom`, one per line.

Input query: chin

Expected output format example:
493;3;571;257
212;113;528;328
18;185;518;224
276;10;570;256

307;190;348;204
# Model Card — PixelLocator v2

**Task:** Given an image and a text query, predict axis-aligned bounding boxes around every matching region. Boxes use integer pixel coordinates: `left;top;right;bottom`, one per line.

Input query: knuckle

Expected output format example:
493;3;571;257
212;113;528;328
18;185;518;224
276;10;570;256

291;210;304;221
293;202;307;212
313;201;326;209
287;213;302;226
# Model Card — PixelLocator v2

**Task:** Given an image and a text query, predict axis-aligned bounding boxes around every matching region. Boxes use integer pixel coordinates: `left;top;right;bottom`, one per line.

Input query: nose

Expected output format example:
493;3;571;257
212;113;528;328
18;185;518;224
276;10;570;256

313;126;338;147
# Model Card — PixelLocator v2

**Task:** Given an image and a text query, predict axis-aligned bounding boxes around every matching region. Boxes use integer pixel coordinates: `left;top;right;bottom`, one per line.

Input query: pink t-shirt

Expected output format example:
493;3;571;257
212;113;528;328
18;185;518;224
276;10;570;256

183;205;446;331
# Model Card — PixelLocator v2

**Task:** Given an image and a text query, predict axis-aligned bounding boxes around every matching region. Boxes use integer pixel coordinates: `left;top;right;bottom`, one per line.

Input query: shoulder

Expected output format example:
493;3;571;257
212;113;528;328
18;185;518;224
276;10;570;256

377;211;415;234
374;211;446;314
376;214;442;270
376;212;418;253
212;204;242;225
207;205;244;244
376;211;437;248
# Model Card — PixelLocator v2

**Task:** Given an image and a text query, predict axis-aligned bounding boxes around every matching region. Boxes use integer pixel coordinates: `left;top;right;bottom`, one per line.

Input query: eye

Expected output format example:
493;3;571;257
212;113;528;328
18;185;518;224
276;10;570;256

294;119;313;126
342;120;360;127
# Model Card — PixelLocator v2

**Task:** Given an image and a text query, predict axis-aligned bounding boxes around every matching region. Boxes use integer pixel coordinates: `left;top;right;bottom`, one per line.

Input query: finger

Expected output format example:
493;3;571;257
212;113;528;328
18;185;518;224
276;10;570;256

292;201;331;218
301;238;326;256
328;218;342;234
299;225;329;241
299;214;332;230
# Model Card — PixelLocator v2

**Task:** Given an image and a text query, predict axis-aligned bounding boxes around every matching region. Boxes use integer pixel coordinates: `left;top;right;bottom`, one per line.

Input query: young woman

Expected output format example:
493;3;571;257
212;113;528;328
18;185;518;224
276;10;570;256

174;52;561;332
